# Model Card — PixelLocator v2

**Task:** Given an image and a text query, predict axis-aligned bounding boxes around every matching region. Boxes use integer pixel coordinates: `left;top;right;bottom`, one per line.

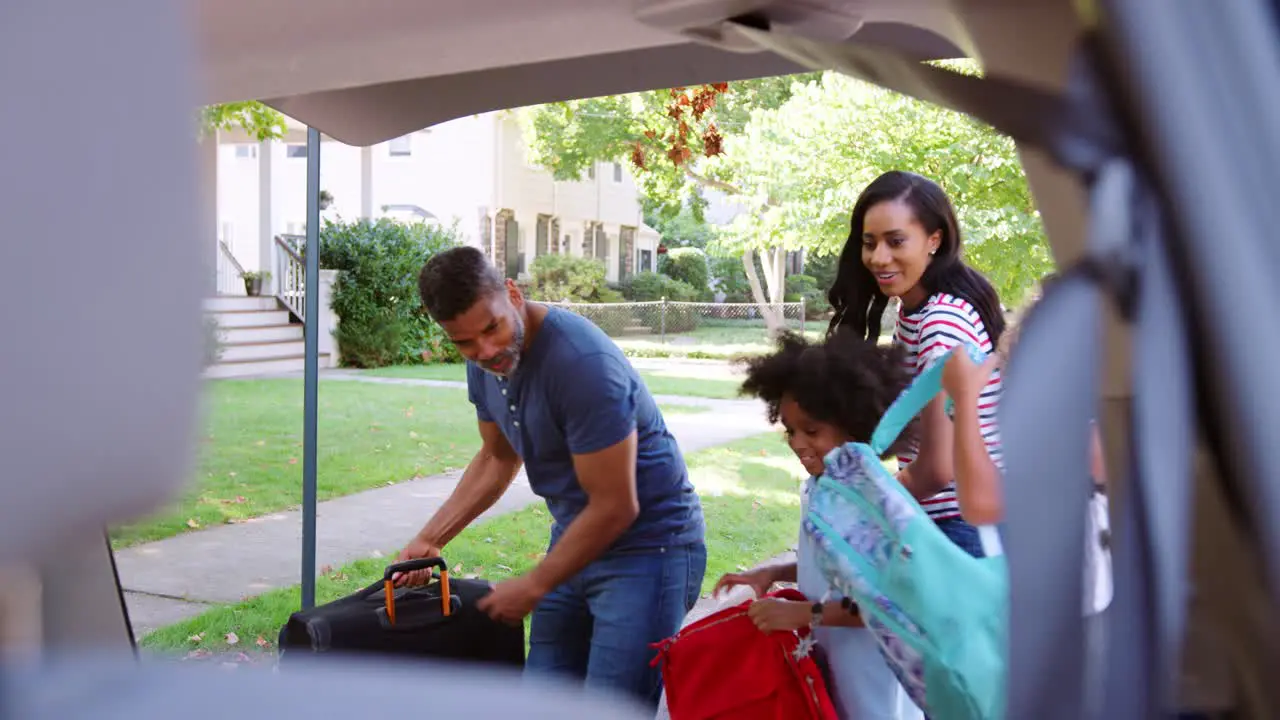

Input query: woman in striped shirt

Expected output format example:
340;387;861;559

827;170;1006;558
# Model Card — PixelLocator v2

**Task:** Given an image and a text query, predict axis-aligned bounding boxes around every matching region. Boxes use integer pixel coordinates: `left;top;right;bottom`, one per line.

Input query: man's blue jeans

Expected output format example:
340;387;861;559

525;542;706;708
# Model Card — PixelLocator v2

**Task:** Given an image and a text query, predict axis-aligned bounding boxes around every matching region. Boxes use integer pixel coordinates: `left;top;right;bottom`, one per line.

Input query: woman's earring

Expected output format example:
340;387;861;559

929;249;937;256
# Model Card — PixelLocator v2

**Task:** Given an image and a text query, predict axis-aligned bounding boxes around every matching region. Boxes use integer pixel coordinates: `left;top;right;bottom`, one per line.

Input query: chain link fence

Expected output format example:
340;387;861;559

544;300;813;357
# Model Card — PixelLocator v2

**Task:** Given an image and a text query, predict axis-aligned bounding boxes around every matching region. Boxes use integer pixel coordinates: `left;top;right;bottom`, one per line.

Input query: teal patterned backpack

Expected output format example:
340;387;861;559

803;344;1008;720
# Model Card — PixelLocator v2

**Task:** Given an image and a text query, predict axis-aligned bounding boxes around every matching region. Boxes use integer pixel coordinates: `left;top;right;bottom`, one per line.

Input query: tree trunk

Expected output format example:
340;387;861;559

742;249;783;335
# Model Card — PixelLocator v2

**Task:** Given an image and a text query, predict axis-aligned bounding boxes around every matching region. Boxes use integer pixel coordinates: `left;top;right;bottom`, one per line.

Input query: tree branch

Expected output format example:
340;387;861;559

682;167;742;195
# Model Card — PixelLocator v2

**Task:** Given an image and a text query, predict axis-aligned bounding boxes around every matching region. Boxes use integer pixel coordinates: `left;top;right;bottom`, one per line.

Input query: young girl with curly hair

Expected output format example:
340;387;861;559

714;329;924;720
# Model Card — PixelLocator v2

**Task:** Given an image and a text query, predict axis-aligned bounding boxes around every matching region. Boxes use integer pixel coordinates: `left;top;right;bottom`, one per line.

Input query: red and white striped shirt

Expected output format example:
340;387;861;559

894;293;1004;521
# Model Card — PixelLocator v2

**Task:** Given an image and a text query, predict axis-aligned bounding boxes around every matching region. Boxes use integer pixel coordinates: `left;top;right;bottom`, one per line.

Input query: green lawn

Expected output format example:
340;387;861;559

140;432;803;657
110;379;710;548
110;379;481;548
612;322;817;359
363;364;746;400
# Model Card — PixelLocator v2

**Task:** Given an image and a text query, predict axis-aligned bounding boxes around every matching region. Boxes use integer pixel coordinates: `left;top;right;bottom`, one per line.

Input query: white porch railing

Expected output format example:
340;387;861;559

216;240;246;296
274;234;306;321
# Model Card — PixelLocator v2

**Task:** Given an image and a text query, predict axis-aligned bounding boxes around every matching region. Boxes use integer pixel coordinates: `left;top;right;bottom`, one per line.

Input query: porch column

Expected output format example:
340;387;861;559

256;139;273;278
360;145;374;218
198;131;218;296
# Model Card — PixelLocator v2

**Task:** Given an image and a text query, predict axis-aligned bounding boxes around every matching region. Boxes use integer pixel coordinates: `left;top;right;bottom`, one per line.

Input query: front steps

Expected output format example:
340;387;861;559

204;296;331;378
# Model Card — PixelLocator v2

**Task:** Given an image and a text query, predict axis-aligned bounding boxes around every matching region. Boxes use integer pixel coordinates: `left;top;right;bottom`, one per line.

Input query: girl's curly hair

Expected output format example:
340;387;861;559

738;328;917;458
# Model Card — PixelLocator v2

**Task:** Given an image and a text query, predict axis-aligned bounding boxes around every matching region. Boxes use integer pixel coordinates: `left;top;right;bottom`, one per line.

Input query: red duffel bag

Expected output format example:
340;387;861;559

651;588;839;720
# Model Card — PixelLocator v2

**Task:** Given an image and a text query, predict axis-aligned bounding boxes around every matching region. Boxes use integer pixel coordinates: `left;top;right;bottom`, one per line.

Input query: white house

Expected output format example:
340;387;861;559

205;111;662;377
214;111;661;289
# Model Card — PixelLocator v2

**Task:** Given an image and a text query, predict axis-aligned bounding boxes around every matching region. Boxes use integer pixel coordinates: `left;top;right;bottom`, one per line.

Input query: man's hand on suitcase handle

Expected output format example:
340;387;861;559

393;536;443;587
477;574;549;626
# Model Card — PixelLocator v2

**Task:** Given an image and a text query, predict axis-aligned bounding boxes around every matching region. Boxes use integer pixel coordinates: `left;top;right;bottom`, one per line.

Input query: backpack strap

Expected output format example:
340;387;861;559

869;343;986;456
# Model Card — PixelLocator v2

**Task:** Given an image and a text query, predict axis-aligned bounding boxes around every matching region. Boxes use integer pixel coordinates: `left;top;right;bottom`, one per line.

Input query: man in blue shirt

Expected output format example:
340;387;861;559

397;246;706;707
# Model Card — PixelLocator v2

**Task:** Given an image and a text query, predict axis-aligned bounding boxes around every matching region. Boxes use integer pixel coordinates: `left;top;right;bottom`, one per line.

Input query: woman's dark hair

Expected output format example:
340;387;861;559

738;329;917;457
826;171;1005;347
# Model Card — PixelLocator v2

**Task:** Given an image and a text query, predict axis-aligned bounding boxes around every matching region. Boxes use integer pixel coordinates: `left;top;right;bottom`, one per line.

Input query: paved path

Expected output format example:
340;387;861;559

115;391;773;637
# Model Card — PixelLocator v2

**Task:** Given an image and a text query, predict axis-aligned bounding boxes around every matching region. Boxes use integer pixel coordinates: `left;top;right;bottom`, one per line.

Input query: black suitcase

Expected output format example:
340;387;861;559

277;557;524;668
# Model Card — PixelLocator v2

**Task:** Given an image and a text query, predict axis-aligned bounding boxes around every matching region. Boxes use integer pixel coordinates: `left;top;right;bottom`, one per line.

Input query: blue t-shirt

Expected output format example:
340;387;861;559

465;306;705;552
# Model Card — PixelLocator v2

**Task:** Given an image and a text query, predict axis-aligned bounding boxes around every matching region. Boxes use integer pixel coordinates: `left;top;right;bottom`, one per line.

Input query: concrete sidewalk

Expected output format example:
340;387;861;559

115;394;774;637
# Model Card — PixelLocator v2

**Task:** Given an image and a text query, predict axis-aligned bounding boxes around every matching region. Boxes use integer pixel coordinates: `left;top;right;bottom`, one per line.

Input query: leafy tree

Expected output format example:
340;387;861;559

710;69;1050;305
521;66;1049;330
520;75;819;331
200;101;287;141
644;205;715;249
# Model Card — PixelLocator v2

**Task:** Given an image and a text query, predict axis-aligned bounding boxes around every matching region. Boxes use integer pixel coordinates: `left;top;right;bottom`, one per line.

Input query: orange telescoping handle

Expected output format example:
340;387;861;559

382;557;450;626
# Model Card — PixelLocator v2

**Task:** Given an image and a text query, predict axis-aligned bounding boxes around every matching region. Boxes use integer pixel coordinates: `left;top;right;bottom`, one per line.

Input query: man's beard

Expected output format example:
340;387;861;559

478;313;526;378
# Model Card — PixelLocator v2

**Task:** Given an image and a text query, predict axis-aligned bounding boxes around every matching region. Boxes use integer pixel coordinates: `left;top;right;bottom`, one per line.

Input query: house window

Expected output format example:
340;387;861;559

640;249;653;272
612;162;623;183
234;145;257;159
388;135;412;157
286;144;307;158
587;165;595;180
563;234;572;254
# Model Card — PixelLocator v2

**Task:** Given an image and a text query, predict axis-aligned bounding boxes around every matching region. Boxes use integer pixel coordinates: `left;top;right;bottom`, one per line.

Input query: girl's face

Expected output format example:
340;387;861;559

779;395;853;477
860;199;941;308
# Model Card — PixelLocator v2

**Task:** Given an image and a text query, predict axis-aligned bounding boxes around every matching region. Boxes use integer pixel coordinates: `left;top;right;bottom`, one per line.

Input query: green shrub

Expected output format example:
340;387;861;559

659;247;711;299
709;254;753;302
622;272;700;332
526;254;622;303
624;271;699;302
319;218;462;368
203;316;223;368
785;274;831;320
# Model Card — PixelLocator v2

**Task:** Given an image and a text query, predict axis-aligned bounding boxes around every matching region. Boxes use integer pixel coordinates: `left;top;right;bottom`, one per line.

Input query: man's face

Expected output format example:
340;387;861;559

441;281;526;377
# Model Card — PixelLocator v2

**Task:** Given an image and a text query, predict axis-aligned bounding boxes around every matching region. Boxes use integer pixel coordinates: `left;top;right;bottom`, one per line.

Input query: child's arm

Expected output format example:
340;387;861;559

713;561;797;598
897;396;955;499
942;351;1005;525
746;597;866;632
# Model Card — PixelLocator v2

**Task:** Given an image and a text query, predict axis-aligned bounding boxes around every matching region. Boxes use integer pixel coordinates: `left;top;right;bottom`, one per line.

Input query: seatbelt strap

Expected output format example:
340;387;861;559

1100;162;1195;718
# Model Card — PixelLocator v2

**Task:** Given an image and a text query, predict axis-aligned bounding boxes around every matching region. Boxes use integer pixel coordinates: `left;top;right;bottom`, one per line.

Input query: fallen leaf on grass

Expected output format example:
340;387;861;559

255;440;266;446
319;565;333;575
228;471;238;478
453;563;463;573
255;636;271;649
184;649;212;661
224;632;239;645
188;632;205;643
186;518;201;529
287;458;298;465
409;431;419;439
